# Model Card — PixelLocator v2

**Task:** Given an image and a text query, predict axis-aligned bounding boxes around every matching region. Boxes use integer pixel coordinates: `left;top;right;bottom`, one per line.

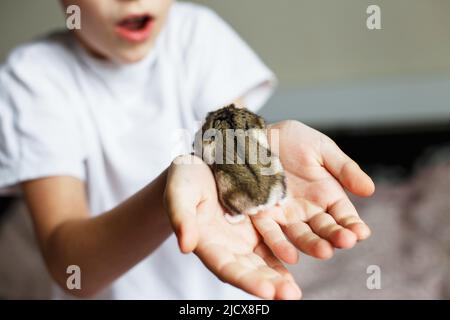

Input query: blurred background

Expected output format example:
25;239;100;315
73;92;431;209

1;0;449;299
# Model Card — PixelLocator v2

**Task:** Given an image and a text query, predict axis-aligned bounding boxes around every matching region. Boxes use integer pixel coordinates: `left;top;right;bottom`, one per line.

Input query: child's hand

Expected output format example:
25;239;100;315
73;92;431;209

164;120;374;299
249;120;375;264
164;155;302;300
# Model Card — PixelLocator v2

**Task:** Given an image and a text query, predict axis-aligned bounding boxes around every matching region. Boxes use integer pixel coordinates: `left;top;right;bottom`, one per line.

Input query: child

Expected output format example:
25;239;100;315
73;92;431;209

0;0;374;299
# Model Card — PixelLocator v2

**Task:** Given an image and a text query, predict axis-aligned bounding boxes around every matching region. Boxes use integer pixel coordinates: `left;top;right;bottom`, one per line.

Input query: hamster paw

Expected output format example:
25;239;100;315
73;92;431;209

224;213;246;224
276;195;288;207
244;203;275;216
244;196;288;216
246;207;260;215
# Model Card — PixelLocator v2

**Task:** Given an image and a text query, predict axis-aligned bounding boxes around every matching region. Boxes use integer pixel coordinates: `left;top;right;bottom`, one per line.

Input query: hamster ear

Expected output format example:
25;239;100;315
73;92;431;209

257;115;266;128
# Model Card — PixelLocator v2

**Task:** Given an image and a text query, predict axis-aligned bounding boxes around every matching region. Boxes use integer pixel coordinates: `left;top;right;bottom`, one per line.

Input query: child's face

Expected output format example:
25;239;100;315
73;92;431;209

62;0;173;63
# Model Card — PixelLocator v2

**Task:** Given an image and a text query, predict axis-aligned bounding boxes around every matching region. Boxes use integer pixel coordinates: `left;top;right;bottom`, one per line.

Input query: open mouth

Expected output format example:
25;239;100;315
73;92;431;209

117;14;153;30
115;14;155;42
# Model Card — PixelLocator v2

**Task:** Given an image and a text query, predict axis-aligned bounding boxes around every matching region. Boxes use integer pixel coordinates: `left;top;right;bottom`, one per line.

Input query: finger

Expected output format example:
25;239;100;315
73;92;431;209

320;135;375;197
283;221;334;259
253;244;295;282
169;204;199;253
251;212;298;264
198;244;275;299
327;197;371;240
221;263;276;299
254;244;302;300
307;212;357;249
257;266;300;300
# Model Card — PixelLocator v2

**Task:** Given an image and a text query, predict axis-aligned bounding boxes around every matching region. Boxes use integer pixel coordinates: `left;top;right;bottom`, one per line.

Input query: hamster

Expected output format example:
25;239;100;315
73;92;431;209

194;104;287;223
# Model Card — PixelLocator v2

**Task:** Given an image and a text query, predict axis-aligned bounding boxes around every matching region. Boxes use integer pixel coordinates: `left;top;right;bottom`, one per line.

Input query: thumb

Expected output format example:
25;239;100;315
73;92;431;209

164;185;200;254
320;135;375;197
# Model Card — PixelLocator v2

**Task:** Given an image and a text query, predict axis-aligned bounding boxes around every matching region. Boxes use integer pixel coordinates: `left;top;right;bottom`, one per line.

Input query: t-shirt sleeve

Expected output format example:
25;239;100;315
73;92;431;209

0;61;86;194
186;6;277;120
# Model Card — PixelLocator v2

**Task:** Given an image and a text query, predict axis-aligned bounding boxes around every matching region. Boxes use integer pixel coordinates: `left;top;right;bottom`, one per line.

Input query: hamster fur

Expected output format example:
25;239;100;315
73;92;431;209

194;104;287;223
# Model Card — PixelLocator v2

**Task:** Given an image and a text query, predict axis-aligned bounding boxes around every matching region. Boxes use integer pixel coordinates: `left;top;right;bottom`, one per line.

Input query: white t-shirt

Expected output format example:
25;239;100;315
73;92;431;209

0;2;275;299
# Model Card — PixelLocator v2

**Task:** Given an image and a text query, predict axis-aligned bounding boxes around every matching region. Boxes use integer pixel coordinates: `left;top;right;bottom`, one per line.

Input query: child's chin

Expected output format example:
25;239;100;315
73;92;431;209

115;46;152;64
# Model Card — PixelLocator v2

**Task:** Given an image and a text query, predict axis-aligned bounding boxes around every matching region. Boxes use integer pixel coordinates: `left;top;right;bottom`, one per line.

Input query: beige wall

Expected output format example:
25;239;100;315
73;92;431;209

0;0;64;59
1;0;449;88
1;0;449;127
194;0;450;87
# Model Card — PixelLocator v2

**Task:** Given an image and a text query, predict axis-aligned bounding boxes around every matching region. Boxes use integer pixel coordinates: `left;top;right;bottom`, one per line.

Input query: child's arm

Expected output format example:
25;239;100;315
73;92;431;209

22;170;172;298
23;167;302;300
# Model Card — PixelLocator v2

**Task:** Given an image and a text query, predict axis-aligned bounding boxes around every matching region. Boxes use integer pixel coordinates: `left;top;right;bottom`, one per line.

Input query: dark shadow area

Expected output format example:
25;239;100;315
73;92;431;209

325;121;450;179
0;197;14;223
